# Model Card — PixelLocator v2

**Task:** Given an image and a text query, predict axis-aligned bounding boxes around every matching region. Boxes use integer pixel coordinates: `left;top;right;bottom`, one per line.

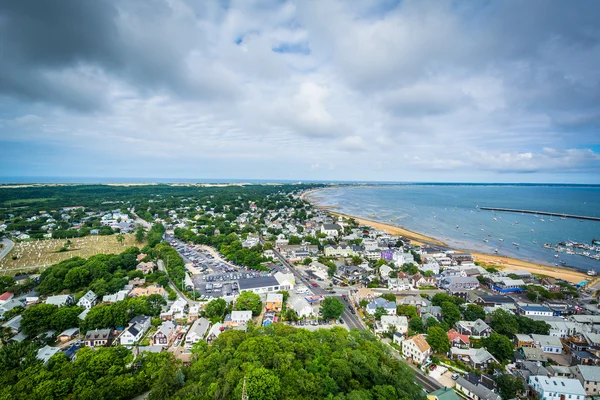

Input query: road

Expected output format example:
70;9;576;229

129;208;152;229
0;238;14;262
157;259;198;306
386;343;442;392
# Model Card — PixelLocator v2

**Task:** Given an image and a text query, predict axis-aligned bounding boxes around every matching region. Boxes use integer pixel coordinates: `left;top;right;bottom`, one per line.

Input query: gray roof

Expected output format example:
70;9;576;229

78;290;97;303
188;318;210;338
238;276;280;290
58;327;79;337
456;377;501;400
577;365;600;382
2;315;22;331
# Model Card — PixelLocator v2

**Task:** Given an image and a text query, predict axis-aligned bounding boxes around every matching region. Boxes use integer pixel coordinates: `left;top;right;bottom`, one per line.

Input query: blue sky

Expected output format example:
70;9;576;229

1;0;599;183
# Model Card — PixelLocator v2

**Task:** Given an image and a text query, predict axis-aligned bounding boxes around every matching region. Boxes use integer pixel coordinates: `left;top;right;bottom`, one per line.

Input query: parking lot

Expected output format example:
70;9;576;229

165;235;287;300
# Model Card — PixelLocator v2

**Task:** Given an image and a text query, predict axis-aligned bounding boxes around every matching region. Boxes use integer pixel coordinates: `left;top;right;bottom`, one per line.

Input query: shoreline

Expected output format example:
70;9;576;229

303;188;589;284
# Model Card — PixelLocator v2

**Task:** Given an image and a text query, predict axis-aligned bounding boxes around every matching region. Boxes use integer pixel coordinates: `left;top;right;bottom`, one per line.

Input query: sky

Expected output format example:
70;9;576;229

1;0;599;184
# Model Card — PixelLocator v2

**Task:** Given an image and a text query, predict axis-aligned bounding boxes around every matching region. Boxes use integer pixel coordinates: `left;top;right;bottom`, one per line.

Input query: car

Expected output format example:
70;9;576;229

350;309;356;314
338;318;344;324
451;374;459;380
311;282;318;287
429;364;437;371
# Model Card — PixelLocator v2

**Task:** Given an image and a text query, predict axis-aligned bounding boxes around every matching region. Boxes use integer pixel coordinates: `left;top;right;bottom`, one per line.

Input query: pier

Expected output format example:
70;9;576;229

480;207;600;221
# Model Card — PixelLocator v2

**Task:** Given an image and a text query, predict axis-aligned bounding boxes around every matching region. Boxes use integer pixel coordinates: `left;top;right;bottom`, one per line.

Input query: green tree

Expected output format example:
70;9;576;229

321;297;345;319
396;305;418;319
302;257;312;265
350;256;363;266
441;301;461;327
408;317;425;333
488;309;519;335
426;326;451;353
205;298;227;319
495;373;525;399
374;306;387;321
21;303;57;336
482;333;514;362
464;304;486;321
135;226;146;243
235;292;263;316
327;263;337;277
380;293;396;303
245;367;281;400
288;236;302;245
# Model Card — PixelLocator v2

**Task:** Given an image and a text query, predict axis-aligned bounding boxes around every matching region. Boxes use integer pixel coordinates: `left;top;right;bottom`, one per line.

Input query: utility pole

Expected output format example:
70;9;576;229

241;375;249;400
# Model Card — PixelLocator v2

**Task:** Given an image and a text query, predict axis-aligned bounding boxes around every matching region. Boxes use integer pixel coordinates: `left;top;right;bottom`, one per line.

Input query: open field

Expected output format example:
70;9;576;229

0;234;143;273
2;197;57;206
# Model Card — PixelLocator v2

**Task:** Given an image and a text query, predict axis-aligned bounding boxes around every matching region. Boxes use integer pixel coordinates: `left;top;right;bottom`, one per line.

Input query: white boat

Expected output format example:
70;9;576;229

512;242;519;246
540;219;545;222
483;239;489;243
554;254;559;258
493;218;497;221
494;249;499;253
588;270;597;276
499;238;504;242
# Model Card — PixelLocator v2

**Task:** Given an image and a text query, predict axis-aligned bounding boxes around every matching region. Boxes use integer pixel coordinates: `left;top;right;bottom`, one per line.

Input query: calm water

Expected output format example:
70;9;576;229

310;185;600;271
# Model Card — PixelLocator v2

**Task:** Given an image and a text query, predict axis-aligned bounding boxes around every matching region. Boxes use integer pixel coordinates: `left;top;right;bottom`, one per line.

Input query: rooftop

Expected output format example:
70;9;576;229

238;276;280;290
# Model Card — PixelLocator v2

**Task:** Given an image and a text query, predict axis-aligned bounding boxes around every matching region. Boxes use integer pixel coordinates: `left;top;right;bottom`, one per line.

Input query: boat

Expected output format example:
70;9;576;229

499;238;504;242
483;239;489;243
561;216;566;220
494;249;499;253
540;219;545;222
533;241;537;244
493;218;497;221
531;229;534;232
559;261;566;266
588;270;597;276
514;222;519;224
554;254;559;258
512;242;519;246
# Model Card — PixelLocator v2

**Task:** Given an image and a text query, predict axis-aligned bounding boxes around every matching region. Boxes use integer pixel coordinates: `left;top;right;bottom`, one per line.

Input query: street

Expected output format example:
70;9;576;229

0;238;14;262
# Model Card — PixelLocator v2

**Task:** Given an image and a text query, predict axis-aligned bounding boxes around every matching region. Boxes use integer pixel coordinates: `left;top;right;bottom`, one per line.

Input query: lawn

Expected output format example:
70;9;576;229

3;197;57;206
0;234;144;273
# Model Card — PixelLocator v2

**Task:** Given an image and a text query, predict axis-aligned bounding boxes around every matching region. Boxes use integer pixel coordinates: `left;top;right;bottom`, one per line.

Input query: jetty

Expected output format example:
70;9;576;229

480;207;600;222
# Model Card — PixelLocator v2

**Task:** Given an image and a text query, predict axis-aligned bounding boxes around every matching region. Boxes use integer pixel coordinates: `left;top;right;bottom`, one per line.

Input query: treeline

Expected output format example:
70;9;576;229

174;229;268;269
0;343;181;400
37;247;141;297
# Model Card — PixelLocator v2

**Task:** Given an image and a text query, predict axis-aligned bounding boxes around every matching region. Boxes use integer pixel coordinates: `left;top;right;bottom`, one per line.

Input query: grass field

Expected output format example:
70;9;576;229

2;197;57;205
0;234;144;273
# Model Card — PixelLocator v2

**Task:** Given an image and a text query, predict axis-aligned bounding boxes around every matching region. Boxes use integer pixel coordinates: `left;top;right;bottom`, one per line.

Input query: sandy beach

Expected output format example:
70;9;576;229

304;188;589;284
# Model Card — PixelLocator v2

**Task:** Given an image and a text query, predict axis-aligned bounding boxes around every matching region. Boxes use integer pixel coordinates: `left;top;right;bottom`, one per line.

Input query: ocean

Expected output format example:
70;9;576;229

309;184;600;272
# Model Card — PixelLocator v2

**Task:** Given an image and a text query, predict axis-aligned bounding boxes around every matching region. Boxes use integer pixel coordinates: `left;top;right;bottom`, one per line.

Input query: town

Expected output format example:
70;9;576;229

0;183;599;400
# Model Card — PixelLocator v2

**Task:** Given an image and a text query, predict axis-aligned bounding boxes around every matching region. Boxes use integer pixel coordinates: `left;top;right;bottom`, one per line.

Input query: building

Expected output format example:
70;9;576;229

402;334;431;365
225;310;253;328
531;334;563;354
57;327;80;343
76;290;98;309
427;387;460;400
238;276;281;294
518;304;553;317
288;296;313;317
45;294;75;307
455;376;501;400
36;345;61;365
129;285;166;298
320;223;342;237
84;329;112;347
447;329;470;348
186;317;210;344
441;276;480;290
136;261;155;274
265;293;283;311
152;321;176;346
0;292;14;304
324;244;360;258
528;375;586;400
574;365;600;396
454;319;492;337
119;316;151;345
375;315;408;335
206;323;224;343
449;347;497;369
0;299;24;318
365;297;397;316
103;289;131;303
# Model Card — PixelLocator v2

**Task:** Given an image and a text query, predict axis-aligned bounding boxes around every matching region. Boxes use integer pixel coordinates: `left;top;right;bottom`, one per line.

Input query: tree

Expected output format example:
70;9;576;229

116;234;125;245
263;242;274;250
205;298;227;319
135;226;145;243
464;304;486;321
235;292;262;316
495;373;525;399
396;305;418;319
489;309;519;335
327;263;337;277
21;303;57;336
288;236;302;245
350;256;363;266
426;326;450;353
380;293;396;303
482;333;514;362
302;257;312;265
321;297;345;319
441;301;461;327
245;366;281;400
408;317;425;333
374;307;387;321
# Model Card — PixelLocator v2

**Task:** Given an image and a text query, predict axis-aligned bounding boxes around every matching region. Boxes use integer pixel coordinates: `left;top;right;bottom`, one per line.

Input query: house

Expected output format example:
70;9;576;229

455;376;501;400
161;298;187;320
320;223;342;237
136;261;156;274
152;321;176;346
120;316;151;345
402;334;431;365
474;294;516;308
103;289;131;303
0;299;24;318
440;276;479;290
0;292;14;304
516;347;549;365
412;274;436;288
186;318;210;344
188;304;200;322
185;318;210;344
274;272;295;290
375;315;408;335
531;334;563;354
528;375;585;400
447;329;470;348
225;310;253;328
427;387;460;400
420;305;442;319
450;347;497;369
25;290;39;304
517;304;553;317
398;295;428;308
288;296;313;317
515;334;535;348
57;327;80;343
129;285;166;298
206;323;225;343
84;328;112;347
2;315;22;334
45;294;75;307
454;319;492;337
36;346;61;365
324;244;358;258
366;297;397;316
265;293;283;311
574;365;600;396
237;276;281;294
76;290;98;309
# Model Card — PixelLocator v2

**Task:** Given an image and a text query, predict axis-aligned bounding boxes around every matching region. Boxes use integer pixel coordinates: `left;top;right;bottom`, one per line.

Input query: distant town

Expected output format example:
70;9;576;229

0;183;599;400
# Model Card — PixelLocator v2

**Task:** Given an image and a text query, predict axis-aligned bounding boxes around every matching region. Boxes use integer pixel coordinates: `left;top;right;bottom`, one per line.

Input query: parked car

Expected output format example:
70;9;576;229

451;373;459;380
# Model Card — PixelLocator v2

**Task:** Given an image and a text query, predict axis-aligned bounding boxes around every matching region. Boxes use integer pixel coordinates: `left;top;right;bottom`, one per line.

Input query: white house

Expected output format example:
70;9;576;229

574;365;600;397
365;298;397;316
76;290;98;310
186;317;210;344
402;334;431;365
320;223;341;237
528;376;585;400
531;334;563;354
225;310;253;327
518;304;553;317
289;297;313;317
375;315;408;335
45;294;75;307
120;316;151;345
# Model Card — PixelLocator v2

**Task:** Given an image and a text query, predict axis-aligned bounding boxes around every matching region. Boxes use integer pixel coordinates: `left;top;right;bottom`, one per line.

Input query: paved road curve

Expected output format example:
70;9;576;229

0;238;15;262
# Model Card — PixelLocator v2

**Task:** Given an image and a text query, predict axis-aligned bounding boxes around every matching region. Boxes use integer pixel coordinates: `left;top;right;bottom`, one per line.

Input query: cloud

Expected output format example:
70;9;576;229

0;0;599;183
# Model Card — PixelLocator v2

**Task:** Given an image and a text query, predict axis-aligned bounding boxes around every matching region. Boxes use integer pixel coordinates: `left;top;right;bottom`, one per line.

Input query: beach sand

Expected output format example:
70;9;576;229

304;188;589;284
